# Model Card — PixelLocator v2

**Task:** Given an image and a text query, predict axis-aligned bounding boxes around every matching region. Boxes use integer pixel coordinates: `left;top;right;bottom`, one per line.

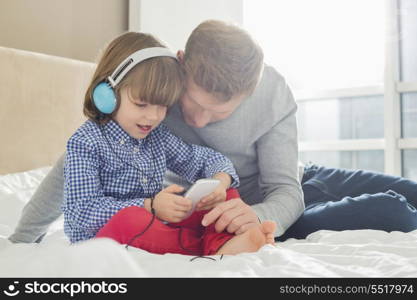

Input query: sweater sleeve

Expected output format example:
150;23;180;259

251;80;305;237
160;125;239;187
62;134;146;242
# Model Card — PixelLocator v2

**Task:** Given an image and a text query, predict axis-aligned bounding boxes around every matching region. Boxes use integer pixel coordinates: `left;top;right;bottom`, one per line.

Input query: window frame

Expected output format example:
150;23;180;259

296;0;417;177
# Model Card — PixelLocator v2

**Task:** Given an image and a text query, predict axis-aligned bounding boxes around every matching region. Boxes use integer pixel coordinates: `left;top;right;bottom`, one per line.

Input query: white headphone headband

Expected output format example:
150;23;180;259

107;47;177;87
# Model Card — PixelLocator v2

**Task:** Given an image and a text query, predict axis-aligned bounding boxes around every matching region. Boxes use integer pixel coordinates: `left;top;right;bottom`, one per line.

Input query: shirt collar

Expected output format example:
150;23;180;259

102;120;143;146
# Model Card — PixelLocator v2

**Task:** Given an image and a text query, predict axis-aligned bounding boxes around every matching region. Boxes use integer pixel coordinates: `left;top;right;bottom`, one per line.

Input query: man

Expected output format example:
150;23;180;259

9;20;417;244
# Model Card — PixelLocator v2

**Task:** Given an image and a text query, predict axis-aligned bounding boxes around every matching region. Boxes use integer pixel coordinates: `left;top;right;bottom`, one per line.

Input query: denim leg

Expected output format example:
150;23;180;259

302;165;417;208
276;190;417;241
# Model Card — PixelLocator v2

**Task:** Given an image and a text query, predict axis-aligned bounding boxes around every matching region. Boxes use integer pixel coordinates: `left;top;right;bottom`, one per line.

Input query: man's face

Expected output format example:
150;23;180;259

180;77;245;128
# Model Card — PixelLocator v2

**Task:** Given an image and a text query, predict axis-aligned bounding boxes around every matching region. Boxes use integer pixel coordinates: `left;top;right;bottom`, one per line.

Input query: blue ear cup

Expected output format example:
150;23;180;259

92;82;117;114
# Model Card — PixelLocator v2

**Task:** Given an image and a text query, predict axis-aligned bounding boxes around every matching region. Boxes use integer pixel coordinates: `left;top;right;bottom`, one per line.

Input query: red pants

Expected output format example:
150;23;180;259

95;188;240;256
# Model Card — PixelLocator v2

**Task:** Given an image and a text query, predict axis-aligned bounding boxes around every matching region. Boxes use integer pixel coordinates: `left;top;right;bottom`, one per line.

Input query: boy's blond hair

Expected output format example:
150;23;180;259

84;32;184;123
184;20;264;101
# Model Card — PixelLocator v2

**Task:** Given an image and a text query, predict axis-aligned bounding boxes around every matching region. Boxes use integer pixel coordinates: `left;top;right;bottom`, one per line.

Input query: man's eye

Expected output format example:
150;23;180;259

136;103;147;108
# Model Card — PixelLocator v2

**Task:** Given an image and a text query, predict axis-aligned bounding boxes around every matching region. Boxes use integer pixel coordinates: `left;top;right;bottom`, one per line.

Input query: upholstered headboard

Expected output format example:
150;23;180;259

0;46;96;174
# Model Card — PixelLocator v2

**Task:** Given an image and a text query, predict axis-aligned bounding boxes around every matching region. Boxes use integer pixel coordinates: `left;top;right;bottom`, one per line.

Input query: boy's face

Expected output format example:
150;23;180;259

180;77;245;128
113;87;167;139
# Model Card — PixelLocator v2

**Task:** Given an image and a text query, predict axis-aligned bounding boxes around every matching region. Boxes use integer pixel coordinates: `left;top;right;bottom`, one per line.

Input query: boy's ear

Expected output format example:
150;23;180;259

176;50;185;64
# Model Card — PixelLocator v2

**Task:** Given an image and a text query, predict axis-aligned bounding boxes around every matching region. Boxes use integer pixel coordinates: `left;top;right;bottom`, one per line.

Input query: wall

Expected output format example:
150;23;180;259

130;0;243;51
0;0;128;62
0;0;243;61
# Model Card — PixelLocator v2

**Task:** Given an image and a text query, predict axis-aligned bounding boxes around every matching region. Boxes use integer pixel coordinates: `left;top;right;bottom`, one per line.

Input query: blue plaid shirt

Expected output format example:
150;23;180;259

62;120;239;243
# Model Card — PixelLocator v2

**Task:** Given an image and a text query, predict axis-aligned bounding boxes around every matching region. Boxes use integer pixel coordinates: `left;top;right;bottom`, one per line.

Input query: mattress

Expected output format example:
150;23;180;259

1;167;417;277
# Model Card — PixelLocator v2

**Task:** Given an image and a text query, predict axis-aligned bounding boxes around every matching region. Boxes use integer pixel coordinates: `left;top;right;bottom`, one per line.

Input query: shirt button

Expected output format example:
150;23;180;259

142;178;148;184
133;147;139;153
119;139;125;145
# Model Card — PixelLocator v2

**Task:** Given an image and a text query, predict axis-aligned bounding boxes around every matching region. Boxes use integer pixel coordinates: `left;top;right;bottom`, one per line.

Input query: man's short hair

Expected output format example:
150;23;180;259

184;20;264;101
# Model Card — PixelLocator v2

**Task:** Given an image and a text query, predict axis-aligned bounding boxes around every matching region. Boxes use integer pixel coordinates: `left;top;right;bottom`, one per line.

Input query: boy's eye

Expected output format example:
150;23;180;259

135;103;147;108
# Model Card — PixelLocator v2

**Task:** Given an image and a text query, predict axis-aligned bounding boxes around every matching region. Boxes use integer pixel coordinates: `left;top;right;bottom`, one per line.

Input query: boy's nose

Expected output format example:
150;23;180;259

147;106;161;121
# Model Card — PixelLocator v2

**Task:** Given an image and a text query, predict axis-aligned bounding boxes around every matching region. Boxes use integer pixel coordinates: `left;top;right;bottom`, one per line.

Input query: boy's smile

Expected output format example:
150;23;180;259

136;124;153;134
113;87;167;139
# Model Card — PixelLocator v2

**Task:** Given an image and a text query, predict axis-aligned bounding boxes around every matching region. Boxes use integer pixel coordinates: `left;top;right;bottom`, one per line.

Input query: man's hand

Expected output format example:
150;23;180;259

201;198;260;235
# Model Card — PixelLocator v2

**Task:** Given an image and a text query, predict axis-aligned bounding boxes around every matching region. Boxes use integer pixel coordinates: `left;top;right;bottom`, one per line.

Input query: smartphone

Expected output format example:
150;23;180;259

181;178;220;218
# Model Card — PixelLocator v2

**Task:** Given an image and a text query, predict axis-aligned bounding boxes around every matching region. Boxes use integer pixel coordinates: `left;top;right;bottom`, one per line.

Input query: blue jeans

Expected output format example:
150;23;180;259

276;164;417;241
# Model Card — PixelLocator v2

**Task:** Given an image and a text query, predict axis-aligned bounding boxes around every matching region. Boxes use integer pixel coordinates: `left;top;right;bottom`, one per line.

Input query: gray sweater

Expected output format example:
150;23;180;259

164;65;304;236
9;65;303;243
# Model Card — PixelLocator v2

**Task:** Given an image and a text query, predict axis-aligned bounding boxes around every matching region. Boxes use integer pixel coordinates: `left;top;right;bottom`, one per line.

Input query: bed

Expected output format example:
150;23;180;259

1;46;417;278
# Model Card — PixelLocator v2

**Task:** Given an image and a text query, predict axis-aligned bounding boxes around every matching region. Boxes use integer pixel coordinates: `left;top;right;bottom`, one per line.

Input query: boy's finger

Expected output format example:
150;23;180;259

197;197;214;209
174;197;192;208
200;193;214;203
175;207;191;213
164;184;185;194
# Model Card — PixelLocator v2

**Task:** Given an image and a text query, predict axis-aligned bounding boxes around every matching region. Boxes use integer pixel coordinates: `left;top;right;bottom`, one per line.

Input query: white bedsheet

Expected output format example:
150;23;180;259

1;167;417;277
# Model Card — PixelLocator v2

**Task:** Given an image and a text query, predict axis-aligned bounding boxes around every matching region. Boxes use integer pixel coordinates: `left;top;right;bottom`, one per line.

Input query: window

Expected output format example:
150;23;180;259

244;0;417;176
401;92;417;138
403;150;417;181
243;0;385;91
399;0;417;81
297;96;384;141
398;0;417;179
297;95;384;171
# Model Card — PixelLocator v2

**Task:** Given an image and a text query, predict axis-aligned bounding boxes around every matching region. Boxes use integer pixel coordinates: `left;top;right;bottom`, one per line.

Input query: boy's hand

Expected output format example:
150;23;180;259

152;184;192;223
195;183;227;211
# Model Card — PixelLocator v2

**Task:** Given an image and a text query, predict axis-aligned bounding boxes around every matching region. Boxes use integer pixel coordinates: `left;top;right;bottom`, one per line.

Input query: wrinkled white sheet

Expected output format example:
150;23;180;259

1;167;417;277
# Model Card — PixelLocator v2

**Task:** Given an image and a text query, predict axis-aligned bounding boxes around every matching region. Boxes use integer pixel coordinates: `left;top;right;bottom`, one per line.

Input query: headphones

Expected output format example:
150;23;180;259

92;47;177;114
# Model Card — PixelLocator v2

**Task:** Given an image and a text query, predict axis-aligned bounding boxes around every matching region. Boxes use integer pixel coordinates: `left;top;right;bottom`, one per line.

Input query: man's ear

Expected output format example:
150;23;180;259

177;50;185;64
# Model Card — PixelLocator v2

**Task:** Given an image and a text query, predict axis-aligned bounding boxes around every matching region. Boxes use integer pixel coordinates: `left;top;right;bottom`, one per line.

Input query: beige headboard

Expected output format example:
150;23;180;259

0;46;96;174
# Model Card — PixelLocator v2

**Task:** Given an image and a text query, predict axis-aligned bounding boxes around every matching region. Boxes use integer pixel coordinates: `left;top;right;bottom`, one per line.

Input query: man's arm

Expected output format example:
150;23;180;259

202;76;304;237
8;154;65;243
251;96;304;236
